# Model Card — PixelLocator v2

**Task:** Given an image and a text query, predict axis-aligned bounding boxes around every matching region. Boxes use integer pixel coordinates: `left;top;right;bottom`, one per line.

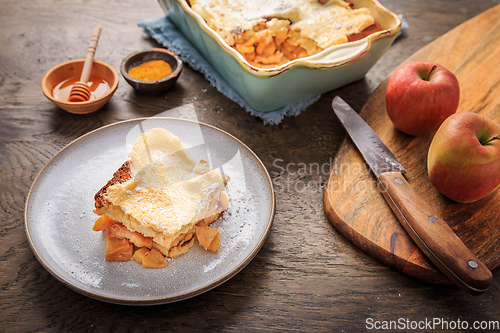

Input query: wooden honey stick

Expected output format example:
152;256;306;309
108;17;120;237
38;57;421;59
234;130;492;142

69;26;101;102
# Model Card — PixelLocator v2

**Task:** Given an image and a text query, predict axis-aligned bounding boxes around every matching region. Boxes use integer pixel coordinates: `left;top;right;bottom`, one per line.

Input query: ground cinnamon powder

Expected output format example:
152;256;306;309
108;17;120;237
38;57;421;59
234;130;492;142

128;60;172;81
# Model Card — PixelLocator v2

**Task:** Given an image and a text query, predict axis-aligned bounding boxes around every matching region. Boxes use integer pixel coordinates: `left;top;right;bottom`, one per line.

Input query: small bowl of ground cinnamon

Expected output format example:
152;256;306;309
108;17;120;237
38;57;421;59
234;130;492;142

120;48;183;95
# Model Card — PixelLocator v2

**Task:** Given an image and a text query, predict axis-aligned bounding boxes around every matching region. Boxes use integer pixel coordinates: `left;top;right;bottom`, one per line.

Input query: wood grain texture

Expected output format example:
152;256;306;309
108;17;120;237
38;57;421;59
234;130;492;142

2;0;500;332
378;171;492;293
324;5;500;285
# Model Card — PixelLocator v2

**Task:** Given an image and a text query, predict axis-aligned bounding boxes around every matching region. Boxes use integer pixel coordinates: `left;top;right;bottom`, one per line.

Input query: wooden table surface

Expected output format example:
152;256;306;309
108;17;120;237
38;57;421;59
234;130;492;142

1;0;500;332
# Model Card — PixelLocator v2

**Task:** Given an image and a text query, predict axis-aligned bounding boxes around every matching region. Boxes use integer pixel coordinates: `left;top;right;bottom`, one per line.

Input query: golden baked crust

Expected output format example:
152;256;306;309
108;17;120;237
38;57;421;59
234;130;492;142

94;161;132;209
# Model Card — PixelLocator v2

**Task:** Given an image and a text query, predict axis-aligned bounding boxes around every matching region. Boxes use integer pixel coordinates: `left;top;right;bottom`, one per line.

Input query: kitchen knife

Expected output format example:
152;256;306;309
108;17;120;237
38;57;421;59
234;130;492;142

331;96;492;295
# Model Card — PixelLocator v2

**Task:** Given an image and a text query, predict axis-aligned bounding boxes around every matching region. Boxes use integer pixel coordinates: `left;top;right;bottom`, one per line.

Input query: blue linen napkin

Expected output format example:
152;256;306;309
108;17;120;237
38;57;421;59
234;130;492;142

138;16;407;125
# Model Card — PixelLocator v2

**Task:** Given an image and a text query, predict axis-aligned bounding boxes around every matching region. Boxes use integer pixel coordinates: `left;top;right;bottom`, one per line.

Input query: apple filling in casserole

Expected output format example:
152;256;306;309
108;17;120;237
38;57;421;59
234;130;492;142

188;0;380;68
93;128;229;268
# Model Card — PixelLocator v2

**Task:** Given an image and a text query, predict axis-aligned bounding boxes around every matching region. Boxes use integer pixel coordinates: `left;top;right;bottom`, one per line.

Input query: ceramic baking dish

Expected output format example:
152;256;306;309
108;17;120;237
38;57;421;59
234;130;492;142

158;0;402;112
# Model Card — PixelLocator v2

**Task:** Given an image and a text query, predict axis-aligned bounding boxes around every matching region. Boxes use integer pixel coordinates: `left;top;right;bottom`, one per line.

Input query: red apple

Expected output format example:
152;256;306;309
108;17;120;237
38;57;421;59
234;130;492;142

427;112;500;203
386;61;460;136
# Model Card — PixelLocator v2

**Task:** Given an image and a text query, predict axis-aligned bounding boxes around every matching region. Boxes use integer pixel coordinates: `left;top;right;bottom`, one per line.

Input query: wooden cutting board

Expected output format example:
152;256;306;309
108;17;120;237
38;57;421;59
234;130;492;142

324;5;500;285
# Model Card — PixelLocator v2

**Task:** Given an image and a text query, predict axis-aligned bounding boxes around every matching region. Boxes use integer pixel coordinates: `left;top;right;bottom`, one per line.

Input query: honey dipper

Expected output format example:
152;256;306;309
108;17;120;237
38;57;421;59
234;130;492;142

69;26;102;102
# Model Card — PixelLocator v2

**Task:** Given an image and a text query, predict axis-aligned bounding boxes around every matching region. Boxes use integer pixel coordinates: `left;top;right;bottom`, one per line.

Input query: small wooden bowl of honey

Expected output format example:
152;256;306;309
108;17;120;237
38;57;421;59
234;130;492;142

41;59;119;114
120;48;183;95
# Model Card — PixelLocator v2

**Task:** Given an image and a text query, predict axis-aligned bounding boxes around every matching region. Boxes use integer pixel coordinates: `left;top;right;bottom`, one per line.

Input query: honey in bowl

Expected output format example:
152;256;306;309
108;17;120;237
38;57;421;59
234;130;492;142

52;74;110;102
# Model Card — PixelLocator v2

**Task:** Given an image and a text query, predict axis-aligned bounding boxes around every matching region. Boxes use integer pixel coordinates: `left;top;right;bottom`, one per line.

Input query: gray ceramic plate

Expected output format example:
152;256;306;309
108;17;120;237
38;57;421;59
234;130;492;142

25;118;275;305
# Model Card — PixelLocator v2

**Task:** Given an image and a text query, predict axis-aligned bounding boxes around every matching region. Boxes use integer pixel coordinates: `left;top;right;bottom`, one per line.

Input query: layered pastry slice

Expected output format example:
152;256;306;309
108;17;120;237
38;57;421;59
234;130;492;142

93;128;229;268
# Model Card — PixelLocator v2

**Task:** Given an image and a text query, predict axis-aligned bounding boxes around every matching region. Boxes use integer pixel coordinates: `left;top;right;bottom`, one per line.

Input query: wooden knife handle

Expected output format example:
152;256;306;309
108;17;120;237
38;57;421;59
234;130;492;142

378;171;492;294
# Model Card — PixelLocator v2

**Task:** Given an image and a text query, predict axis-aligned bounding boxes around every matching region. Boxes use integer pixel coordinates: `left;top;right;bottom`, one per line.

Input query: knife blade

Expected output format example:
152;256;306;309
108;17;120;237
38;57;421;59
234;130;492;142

332;96;492;295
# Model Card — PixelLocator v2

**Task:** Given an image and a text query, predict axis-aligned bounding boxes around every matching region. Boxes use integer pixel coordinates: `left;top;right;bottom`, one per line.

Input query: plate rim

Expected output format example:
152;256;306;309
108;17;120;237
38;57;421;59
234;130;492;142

24;117;275;305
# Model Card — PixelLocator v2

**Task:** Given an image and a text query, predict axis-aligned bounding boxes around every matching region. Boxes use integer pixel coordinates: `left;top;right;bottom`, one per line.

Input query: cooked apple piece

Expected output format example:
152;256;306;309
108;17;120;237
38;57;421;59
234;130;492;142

142;248;167;268
208;234;220;253
244;52;256;62
151;242;169;257
281;40;295;53
180;228;195;245
236;43;255;54
255;52;282;65
274;28;288;46
105;234;133;261
107;223;153;248
92;215;117;231
196;226;220;253
169;227;194;248
133;247;149;265
196;219;209;227
169;237;195;259
261;40;276;57
219;192;229;210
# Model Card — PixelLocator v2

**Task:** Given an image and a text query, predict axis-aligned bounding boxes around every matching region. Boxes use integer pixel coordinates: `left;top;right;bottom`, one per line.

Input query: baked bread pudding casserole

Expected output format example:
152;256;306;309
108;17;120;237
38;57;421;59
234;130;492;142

188;0;380;67
93;128;229;268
